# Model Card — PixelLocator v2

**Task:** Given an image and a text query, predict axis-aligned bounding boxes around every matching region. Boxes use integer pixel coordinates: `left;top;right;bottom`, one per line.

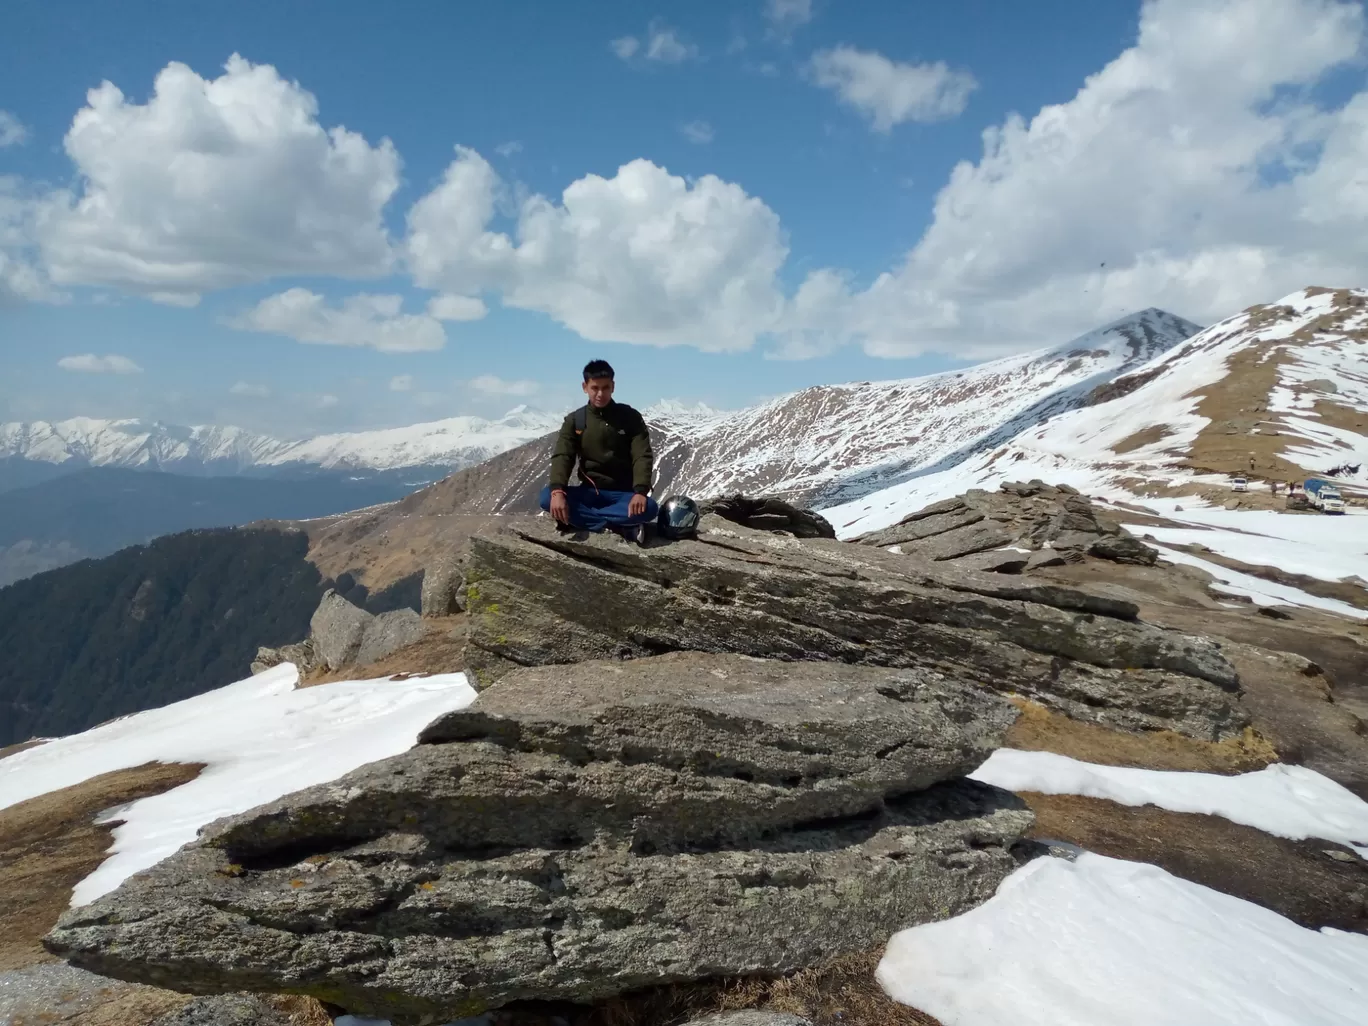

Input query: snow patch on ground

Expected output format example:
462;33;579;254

878;853;1368;1026
1151;544;1368;619
972;750;1368;856
0;665;477;905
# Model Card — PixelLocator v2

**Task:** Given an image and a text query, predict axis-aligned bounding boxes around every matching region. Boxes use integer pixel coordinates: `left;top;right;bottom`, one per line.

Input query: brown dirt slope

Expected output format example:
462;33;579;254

302;433;554;591
0;762;202;971
1183;289;1368;484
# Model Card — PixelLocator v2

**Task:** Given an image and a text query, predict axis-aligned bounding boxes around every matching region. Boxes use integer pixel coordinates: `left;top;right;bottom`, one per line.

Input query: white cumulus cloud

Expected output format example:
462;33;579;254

680;120;715;144
468;374;540;397
57;353;143;374
389;374;414;392
0;111;29;148
231;288;447;352
610;36;640;61
35;55;399;303
811;46;977;132
0;177;60;306
612;22;698;65
427;293;488;321
407;148;786;351
792;0;1368;359
229;381;271;397
765;0;814;40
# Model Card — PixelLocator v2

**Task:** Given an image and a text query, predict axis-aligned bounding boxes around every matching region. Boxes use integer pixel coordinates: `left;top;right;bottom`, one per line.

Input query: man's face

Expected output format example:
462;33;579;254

583;376;615;407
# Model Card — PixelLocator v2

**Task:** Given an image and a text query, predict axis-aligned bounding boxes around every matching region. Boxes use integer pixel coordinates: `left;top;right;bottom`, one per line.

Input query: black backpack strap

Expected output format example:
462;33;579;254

574;405;587;434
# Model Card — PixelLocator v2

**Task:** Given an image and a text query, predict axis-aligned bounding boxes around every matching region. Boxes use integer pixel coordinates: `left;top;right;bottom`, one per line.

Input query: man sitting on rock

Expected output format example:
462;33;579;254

540;359;658;543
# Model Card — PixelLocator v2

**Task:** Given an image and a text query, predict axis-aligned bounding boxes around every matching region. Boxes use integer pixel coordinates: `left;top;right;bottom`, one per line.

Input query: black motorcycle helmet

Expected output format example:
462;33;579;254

657;495;701;540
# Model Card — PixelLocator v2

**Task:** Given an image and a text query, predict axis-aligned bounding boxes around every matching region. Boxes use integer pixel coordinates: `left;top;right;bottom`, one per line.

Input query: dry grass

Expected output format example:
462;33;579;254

1111;424;1175;454
265;994;335;1026
1004;698;1277;773
0;761;204;971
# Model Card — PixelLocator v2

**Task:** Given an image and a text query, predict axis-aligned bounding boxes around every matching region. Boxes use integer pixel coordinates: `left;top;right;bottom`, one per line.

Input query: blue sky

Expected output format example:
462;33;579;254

2;0;1366;437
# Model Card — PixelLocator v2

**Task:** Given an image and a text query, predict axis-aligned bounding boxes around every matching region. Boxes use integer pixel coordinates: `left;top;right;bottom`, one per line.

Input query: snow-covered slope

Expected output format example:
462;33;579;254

0;407;560;477
0;664;477;905
665;308;1200;506
828;287;1368;536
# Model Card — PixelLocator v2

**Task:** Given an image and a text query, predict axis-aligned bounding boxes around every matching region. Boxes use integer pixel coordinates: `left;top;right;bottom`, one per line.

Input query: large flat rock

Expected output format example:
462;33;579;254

462;516;1243;740
206;653;1019;858
49;782;1028;1024
47;654;1032;1023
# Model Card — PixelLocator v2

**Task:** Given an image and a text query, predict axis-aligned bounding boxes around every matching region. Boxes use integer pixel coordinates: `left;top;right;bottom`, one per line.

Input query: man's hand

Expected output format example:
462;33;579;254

550;489;570;524
628;493;648;518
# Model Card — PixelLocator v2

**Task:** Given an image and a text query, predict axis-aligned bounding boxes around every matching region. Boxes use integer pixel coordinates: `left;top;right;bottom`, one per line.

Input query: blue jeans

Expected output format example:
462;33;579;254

539;485;659;532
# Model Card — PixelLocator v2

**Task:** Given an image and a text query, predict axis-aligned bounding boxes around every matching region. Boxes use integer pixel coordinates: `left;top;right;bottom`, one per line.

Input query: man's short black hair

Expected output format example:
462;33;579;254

583;359;615;382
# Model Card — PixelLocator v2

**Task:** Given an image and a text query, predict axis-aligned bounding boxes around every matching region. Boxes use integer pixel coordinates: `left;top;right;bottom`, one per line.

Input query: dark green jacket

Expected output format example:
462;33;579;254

550;401;654;495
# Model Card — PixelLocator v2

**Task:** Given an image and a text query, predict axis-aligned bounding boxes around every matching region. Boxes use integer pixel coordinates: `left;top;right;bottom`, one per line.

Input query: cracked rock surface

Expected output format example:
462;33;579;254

46;654;1031;1024
463;516;1242;739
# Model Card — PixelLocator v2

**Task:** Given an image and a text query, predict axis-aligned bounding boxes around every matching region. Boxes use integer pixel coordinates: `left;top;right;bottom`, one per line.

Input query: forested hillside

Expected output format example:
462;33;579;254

0;527;327;746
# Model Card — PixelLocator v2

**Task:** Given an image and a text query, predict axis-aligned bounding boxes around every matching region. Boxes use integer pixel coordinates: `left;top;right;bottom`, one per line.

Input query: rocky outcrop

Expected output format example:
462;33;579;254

701;495;836;539
47;653;1031;1023
151;995;290;1026
420;553;467;617
855;481;1159;568
251;590;427;677
685;1014;813;1026
462;516;1243;739
249;637;318;677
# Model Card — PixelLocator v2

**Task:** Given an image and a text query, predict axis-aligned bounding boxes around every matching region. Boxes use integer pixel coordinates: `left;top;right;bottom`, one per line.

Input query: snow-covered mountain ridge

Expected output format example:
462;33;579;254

662;307;1202;506
0;406;561;477
828;286;1368;536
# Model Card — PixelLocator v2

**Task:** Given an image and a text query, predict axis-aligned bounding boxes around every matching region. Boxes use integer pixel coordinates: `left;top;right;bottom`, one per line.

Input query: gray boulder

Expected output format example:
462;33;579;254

1089;534;1160;566
309;589;370;671
461;517;1243;739
421;554;467;617
306;591;426;674
355;608;426;667
48;654;1031;1023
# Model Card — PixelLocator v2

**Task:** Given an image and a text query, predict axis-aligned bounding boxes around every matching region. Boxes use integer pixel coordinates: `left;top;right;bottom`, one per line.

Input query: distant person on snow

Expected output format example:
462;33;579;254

540;359;657;543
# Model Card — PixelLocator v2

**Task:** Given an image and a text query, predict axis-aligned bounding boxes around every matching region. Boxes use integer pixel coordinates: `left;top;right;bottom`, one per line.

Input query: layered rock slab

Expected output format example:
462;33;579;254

463;517;1243;740
855;482;1159;567
47;654;1031;1023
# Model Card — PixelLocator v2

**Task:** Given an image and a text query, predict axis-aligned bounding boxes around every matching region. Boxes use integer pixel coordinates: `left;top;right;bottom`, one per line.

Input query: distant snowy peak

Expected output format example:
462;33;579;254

264;409;561;471
0;409;561;476
663;307;1201;506
0;419;286;471
645;399;728;432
